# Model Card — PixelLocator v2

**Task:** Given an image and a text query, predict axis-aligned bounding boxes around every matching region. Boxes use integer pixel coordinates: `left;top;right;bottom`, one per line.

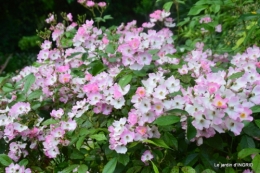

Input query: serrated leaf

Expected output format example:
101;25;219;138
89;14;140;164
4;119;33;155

181;166;196;173
16;94;26;101
28;90;43;100
78;164;88;173
89;133;107;141
202;169;216;173
166;109;189;115
24;74;36;94
163;2;173;12
152;55;160;60
0;154;12;166
118;74;132;88
240;135;255;149
117;154;130;166
70;149;84;160
41;118;59;126
171;166;179;173
151;161;159;173
153;115;180;126
2;83;14;93
76;135;86;150
188;5;207;15
103;15;113;20
102;158;117;173
105;43;115;54
88;60;107;76
252;154;260;172
238;148;260;159
255;119;260;128
61;164;78;173
67;52;82;59
228;72;244;79
143;138;171;149
225;167;236;173
81;53;88;61
187;117;197;140
251;105;260;113
31;102;41;110
19;159;28;166
210;4;220;13
184;153;198;166
148;49;159;55
243;122;260;137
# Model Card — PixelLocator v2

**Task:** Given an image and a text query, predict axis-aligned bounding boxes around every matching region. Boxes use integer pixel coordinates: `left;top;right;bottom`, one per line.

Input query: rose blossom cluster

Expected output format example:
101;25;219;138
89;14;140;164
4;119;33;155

177;45;260;145
142;9;176;28
108;72;181;153
0;7;260;171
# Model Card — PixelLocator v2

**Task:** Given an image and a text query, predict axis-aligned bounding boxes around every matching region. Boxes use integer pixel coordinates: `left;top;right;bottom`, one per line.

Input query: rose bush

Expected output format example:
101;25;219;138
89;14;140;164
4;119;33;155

1;0;260;173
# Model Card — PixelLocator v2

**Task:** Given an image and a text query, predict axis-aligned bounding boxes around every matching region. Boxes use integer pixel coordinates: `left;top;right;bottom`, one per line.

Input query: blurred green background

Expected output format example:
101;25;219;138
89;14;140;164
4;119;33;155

0;0;151;75
0;0;200;76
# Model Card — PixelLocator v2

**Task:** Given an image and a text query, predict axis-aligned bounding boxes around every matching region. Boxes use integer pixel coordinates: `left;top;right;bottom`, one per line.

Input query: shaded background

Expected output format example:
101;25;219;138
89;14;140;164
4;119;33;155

0;0;194;75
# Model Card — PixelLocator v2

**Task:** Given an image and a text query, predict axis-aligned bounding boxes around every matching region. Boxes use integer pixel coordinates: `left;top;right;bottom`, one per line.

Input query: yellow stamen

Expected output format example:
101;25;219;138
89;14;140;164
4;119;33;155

240;113;246;119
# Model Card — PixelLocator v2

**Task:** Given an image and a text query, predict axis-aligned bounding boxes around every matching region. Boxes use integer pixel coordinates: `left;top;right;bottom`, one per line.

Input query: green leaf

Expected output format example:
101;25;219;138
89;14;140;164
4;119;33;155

126;166;142;173
28;90;43;100
243;122;260;137
31;101;41;110
78;164;89;173
255;120;260;128
89;133;107;141
89;60;107;76
0;154;12;166
70;149;84;160
118;74;132;88
252;154;260;172
103;15;113;20
2;83;14;93
163;132;178;149
76;135;86;150
41;118;59;126
187;117;197;140
153;115;180;126
105;43;115;54
171;166;179;173
228;72;244;79
238;148;260;159
67;52;82;59
117;154;130;166
184;153;199;166
148;49;159;55
240;135;255;149
16;94;26;101
239;13;258;21
225;167;236;173
180;75;191;83
188;5;207;15
181;166;196;173
166;109;189;115
102;158;117;173
19;159;28;166
60;38;73;48
81;53;88;61
202;169;216;173
61;164;78;173
210;4;220;13
23;74;36;94
251;105;260;113
152;55;160;60
163;2;173;12
143;138;171;149
151;161;159;173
